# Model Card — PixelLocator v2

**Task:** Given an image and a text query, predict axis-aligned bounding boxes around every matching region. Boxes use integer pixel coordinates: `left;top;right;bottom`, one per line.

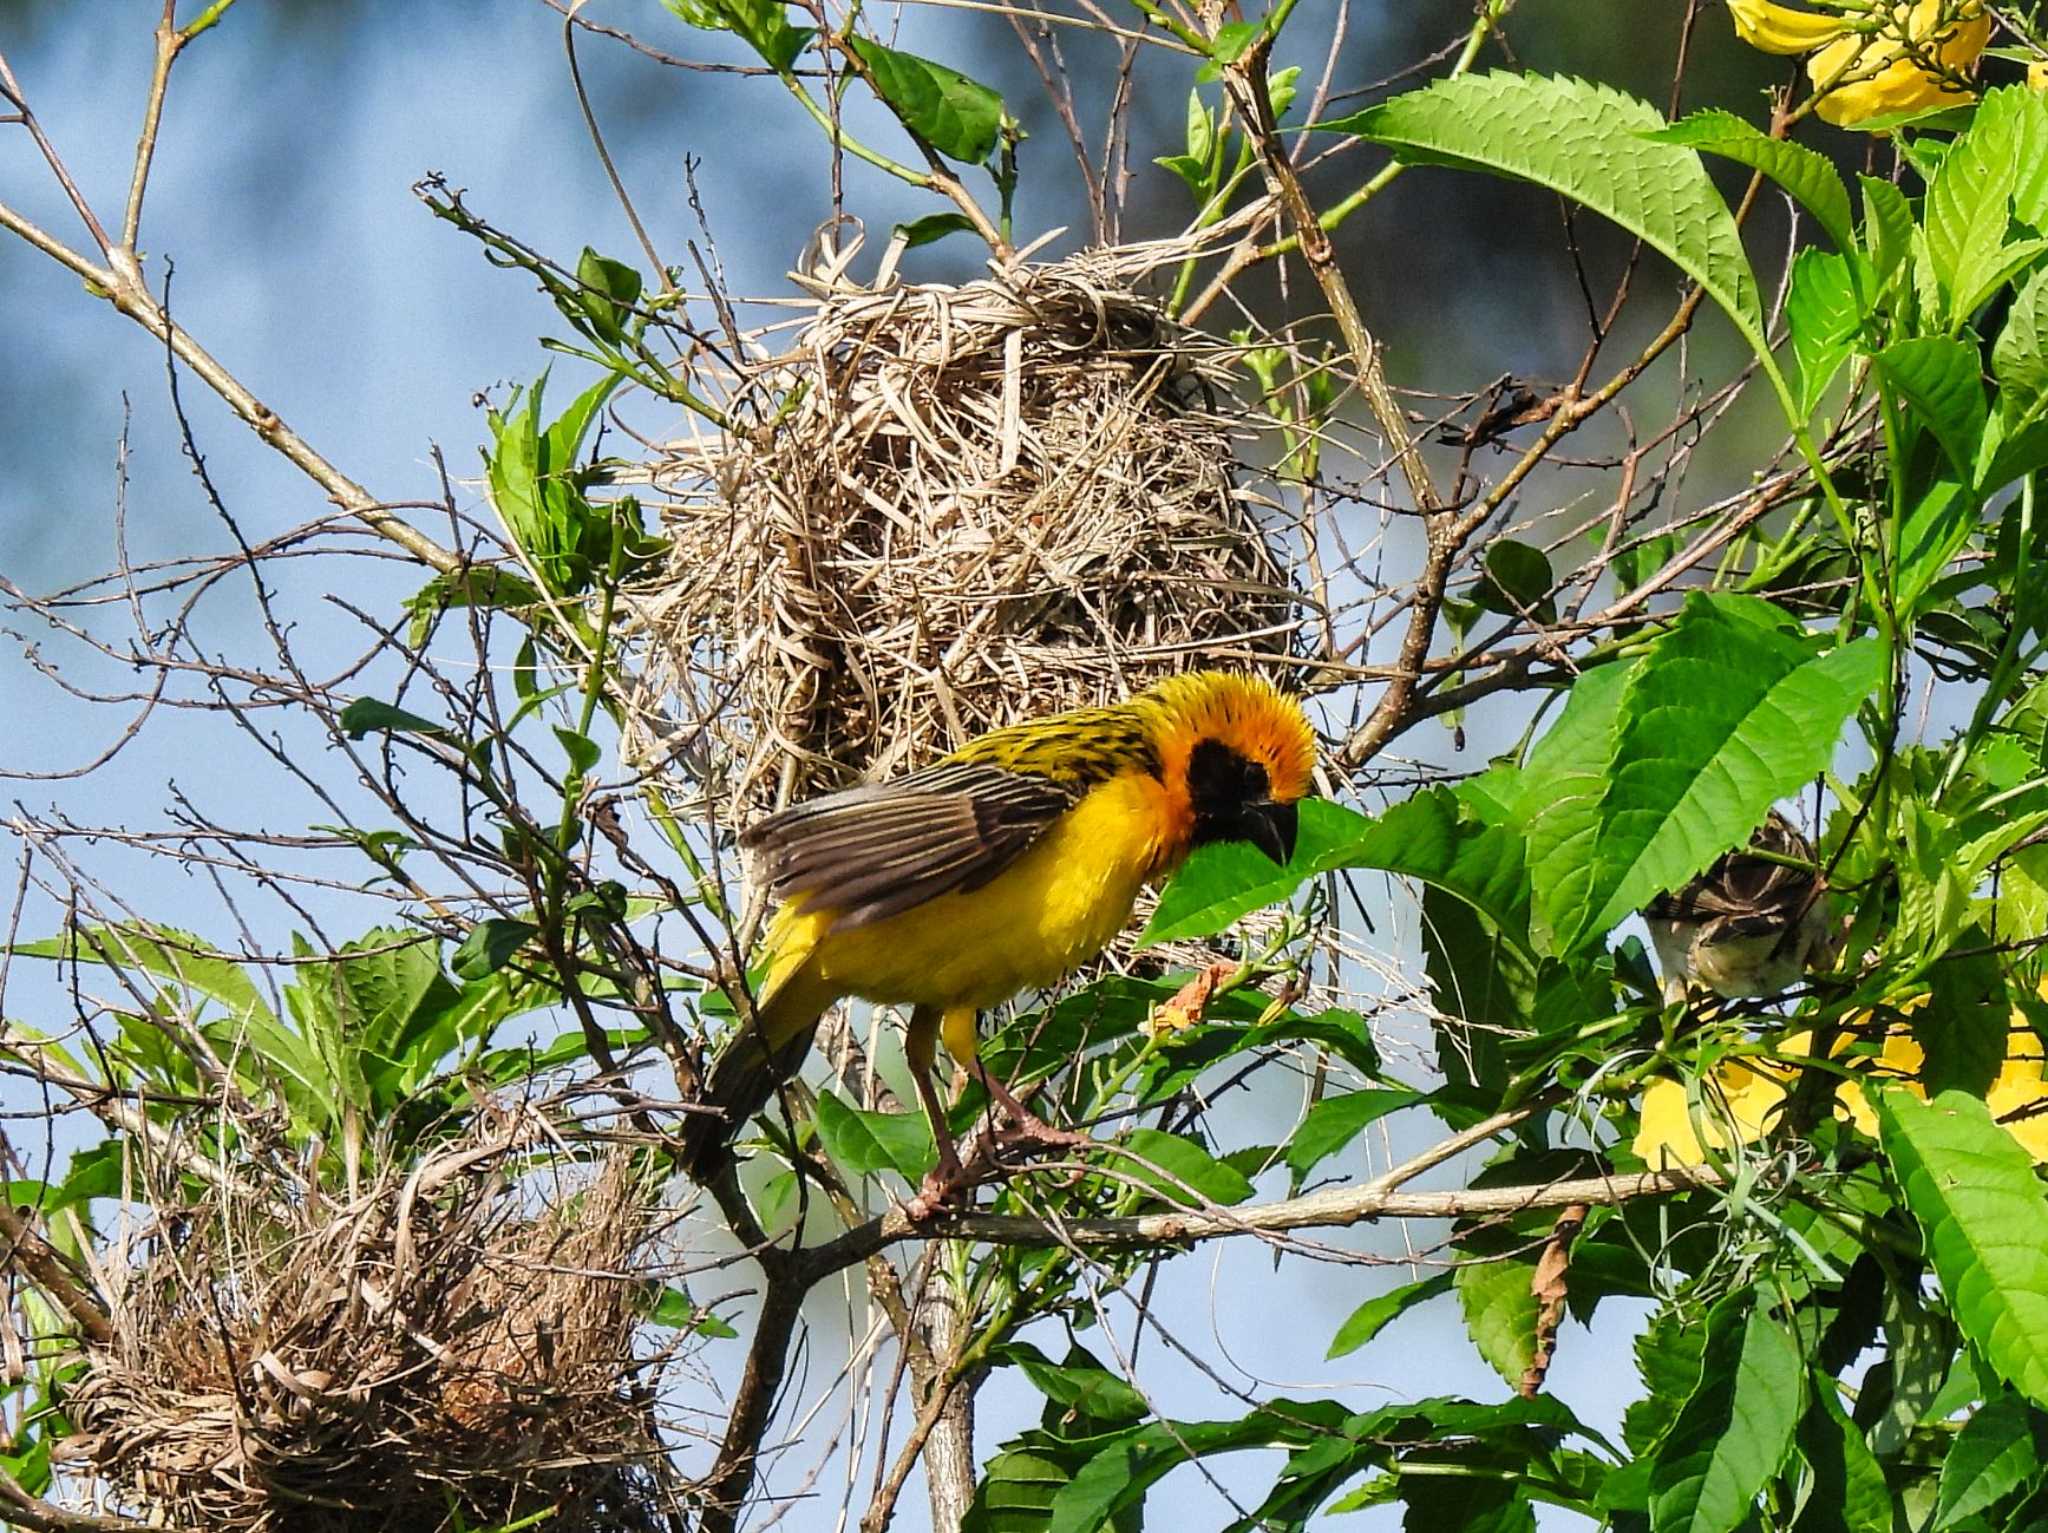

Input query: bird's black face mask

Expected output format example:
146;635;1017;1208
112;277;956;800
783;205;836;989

1187;738;1299;866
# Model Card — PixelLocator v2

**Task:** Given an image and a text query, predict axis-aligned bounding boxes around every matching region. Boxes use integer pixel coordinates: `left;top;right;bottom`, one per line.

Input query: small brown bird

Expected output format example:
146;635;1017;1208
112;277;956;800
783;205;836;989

1645;811;1837;1002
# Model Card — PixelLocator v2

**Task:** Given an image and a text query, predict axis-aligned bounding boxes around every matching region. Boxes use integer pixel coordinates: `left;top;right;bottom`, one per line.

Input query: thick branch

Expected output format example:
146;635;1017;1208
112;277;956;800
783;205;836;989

0;1475;143;1533
0;1202;113;1346
802;1164;1724;1276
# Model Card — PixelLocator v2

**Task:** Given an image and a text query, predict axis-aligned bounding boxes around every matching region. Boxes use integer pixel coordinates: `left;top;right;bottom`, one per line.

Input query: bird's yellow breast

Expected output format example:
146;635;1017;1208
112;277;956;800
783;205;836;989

756;771;1178;1022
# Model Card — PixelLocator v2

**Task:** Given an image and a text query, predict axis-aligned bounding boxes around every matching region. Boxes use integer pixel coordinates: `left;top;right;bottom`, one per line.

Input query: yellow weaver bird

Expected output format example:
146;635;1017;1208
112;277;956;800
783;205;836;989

679;671;1316;1202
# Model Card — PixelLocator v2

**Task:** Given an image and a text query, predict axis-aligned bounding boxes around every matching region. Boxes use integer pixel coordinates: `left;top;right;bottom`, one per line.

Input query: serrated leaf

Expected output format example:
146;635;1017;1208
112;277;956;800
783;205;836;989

1936;1392;2046;1528
1861;174;1914;291
1874;336;1990;485
1456;1255;1539;1388
1786;248;1862;421
846;37;1003;164
1897;475;1982;619
814;1091;935;1182
1796;1376;1892;1533
1141;797;1369;945
1647;1300;1803;1533
1328;1272;1455;1359
1879;1090;2048;1409
1400;1468;1532;1533
1338;73;1763;354
1515;660;1634;954
1547;594;1883;951
1647;109;1853;253
1117;1128;1252;1207
1004;1342;1150;1427
451;918;537;981
1047;1404;1346;1533
1927;86;2027;327
1285;1088;1421;1177
1995;264;2048;431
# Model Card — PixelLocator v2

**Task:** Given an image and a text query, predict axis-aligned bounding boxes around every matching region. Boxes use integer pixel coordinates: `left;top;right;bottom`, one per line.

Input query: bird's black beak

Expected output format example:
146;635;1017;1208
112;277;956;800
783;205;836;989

1243;798;1298;867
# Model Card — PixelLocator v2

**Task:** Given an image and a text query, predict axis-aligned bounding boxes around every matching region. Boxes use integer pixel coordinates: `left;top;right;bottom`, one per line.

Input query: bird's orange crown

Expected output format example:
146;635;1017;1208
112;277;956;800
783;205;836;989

1138;669;1317;805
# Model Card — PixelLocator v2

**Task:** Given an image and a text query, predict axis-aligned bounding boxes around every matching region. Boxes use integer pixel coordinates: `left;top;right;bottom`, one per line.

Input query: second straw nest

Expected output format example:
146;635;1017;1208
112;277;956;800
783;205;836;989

629;244;1305;816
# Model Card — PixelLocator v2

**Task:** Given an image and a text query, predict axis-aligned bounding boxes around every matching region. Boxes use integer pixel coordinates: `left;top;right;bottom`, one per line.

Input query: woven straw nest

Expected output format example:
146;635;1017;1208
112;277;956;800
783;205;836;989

625;238;1306;815
63;1131;683;1533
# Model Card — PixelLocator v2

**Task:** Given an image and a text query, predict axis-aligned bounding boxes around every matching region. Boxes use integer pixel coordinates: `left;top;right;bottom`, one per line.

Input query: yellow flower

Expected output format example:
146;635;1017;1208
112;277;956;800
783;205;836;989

1725;1;1993;129
1987;1029;2048;1162
2029;60;2048;92
1634;988;2048;1166
1636;1051;1800;1165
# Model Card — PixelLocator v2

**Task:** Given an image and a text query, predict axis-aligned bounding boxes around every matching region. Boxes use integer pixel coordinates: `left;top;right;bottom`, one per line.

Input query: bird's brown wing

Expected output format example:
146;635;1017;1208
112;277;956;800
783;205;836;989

1644;813;1821;936
740;761;1082;930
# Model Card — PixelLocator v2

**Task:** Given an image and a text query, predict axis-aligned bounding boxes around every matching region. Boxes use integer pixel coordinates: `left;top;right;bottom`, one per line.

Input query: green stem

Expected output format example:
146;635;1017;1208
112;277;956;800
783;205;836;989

782;74;933;187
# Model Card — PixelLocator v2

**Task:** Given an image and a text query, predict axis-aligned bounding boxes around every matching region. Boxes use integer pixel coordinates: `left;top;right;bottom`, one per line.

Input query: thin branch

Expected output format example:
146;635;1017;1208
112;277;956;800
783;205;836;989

801;1164;1726;1274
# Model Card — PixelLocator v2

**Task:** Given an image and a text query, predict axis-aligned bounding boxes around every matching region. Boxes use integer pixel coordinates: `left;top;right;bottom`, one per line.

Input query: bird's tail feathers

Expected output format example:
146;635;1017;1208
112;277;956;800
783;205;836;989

678;982;823;1182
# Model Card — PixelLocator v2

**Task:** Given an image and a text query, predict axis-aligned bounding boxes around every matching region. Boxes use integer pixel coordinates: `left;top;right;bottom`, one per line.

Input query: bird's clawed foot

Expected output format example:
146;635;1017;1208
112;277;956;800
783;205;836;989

989;1108;1095;1161
902;1146;971;1221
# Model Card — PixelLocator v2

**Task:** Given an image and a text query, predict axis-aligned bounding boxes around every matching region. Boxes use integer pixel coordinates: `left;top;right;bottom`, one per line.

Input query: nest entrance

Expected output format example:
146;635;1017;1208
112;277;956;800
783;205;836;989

629;244;1303;814
64;1137;683;1533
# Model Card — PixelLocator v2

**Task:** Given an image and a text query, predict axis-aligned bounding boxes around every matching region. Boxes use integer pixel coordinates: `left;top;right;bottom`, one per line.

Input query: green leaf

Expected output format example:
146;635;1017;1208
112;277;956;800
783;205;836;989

336;927;455;1062
1936;1392;2047;1528
1456;1255;1539;1389
1400;1467;1532;1533
1547;594;1883;951
1647;109;1853;253
846;37;1003;164
1927;86;2028;326
1647;1300;1803;1533
1338;73;1763;354
1626;1310;1705;1455
1515;660;1634;953
1785;248;1862;421
1207;19;1259;64
1898;475;1982;619
1048;1403;1347;1533
814;1091;934;1182
1474;538;1557;623
1004;1342;1150;1427
1116;1128;1253;1207
1995;264;2048;430
554;726;602;778
1141;797;1370;945
573;246;642;344
484;369;626;598
1327;1272;1455;1360
966;1448;1083;1533
1861;174;1915;291
1879;1089;2048;1410
340;696;450;742
1796;1376;1893;1533
682;0;812;71
1285;1088;1421;1177
451;918;538;981
2014;86;2048;230
895;212;979;249
1874;337;1991;483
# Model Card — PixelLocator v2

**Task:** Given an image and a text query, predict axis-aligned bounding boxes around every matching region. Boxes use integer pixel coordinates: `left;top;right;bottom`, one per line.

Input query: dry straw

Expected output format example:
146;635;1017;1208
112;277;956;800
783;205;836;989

624;234;1308;816
62;1124;686;1533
